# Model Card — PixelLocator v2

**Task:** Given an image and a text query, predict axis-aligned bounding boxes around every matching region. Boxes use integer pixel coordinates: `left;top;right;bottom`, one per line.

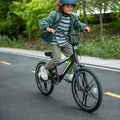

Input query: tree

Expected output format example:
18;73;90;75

0;0;24;38
8;0;56;40
82;0;88;24
76;0;88;24
110;0;120;22
87;0;104;34
99;0;103;35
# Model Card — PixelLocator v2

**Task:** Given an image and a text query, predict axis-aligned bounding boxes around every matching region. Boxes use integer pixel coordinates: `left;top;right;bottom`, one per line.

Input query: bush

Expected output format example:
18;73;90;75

0;35;24;48
0;35;50;51
0;35;12;47
77;35;120;59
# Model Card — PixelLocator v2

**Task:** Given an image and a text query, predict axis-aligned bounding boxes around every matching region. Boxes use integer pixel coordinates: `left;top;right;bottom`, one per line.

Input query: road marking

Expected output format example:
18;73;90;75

85;64;120;73
32;71;41;74
0;61;11;65
32;71;36;73
104;92;120;99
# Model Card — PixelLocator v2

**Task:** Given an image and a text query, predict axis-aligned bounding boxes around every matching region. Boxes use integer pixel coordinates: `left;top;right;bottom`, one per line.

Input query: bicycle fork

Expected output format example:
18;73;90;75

74;64;84;91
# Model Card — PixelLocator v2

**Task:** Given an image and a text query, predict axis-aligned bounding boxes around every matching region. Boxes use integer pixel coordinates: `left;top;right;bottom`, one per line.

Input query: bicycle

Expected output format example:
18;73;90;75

35;29;103;112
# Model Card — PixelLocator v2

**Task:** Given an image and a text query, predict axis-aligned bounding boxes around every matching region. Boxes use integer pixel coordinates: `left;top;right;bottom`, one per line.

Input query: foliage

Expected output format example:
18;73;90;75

110;1;120;22
77;34;120;59
10;0;56;32
0;35;24;48
106;1;120;34
0;0;26;38
79;14;99;24
0;0;56;39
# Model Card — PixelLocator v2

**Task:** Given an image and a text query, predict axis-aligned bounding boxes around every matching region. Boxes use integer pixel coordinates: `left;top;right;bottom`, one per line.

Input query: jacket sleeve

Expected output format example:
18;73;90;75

73;14;88;31
39;11;57;31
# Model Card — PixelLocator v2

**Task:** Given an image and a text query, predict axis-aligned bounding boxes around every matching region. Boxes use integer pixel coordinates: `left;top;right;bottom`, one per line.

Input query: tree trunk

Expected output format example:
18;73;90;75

82;0;88;24
99;0;103;35
28;28;31;41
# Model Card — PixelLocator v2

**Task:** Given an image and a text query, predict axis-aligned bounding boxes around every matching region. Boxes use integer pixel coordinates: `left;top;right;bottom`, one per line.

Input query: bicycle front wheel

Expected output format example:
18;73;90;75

35;61;54;96
72;67;103;112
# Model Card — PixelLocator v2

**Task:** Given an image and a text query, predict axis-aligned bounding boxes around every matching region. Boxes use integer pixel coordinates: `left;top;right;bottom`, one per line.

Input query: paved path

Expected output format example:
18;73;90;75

0;47;120;70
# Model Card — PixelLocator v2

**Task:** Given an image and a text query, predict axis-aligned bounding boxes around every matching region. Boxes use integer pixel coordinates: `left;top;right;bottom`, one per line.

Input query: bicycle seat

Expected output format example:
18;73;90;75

45;51;52;57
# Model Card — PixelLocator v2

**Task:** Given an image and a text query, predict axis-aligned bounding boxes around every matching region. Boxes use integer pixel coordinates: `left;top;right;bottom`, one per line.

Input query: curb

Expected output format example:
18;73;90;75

0;47;120;71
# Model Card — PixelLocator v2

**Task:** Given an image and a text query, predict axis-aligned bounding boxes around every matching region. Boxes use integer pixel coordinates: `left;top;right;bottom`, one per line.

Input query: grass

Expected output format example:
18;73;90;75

0;35;50;51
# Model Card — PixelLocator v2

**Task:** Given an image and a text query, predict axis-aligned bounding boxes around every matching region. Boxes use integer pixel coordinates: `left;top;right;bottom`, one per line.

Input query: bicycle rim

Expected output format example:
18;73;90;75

72;67;102;112
35;62;54;96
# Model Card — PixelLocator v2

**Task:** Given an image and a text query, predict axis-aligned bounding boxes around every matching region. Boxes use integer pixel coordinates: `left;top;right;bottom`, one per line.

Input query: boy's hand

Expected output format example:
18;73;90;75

84;27;90;33
46;28;56;34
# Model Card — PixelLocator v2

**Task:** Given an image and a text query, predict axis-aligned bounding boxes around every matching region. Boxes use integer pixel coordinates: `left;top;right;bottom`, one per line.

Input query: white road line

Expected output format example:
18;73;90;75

84;64;120;72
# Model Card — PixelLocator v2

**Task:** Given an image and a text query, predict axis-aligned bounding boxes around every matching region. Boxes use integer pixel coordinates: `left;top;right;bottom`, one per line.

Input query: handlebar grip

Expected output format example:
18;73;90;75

43;30;61;33
81;29;89;33
43;31;49;33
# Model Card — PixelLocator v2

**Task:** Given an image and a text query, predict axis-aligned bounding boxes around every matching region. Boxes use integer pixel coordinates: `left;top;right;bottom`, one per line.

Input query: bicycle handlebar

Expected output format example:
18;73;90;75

44;29;89;45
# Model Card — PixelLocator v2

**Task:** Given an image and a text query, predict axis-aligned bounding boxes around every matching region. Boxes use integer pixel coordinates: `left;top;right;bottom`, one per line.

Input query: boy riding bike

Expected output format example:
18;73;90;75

39;0;90;80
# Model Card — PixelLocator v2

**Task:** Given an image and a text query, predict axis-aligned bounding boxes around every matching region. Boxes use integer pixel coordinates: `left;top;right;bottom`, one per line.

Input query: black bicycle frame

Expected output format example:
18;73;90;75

48;29;88;83
52;53;77;83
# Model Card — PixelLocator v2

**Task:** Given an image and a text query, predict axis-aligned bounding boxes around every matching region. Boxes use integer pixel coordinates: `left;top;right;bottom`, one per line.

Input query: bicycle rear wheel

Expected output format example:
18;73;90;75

35;61;54;96
72;67;102;112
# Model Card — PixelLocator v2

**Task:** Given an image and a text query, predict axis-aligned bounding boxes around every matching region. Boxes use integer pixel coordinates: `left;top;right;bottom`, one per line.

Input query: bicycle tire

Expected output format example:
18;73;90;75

35;61;54;96
72;66;103;112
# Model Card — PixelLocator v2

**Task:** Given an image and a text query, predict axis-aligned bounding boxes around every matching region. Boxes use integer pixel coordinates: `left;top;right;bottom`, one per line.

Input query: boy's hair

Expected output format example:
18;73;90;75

56;6;63;12
56;5;74;12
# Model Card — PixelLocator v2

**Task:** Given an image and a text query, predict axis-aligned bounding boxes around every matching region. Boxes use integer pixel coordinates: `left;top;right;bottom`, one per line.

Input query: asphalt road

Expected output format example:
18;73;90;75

0;52;120;120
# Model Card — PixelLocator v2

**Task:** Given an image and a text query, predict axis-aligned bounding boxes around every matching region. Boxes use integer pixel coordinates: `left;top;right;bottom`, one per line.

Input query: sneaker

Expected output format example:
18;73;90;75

64;74;73;81
40;66;48;80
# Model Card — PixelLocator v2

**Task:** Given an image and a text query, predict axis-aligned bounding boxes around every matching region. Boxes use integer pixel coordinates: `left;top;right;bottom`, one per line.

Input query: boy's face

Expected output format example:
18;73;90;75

62;4;74;15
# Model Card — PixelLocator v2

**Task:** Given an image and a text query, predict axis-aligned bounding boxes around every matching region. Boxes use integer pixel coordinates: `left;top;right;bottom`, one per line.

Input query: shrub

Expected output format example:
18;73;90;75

77;35;120;59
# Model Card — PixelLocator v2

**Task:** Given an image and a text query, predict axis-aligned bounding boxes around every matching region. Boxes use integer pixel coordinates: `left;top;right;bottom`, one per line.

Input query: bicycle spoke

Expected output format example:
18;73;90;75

75;79;84;92
75;92;81;104
88;78;94;86
74;83;82;103
44;82;48;90
88;83;96;90
82;92;88;106
87;90;97;102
